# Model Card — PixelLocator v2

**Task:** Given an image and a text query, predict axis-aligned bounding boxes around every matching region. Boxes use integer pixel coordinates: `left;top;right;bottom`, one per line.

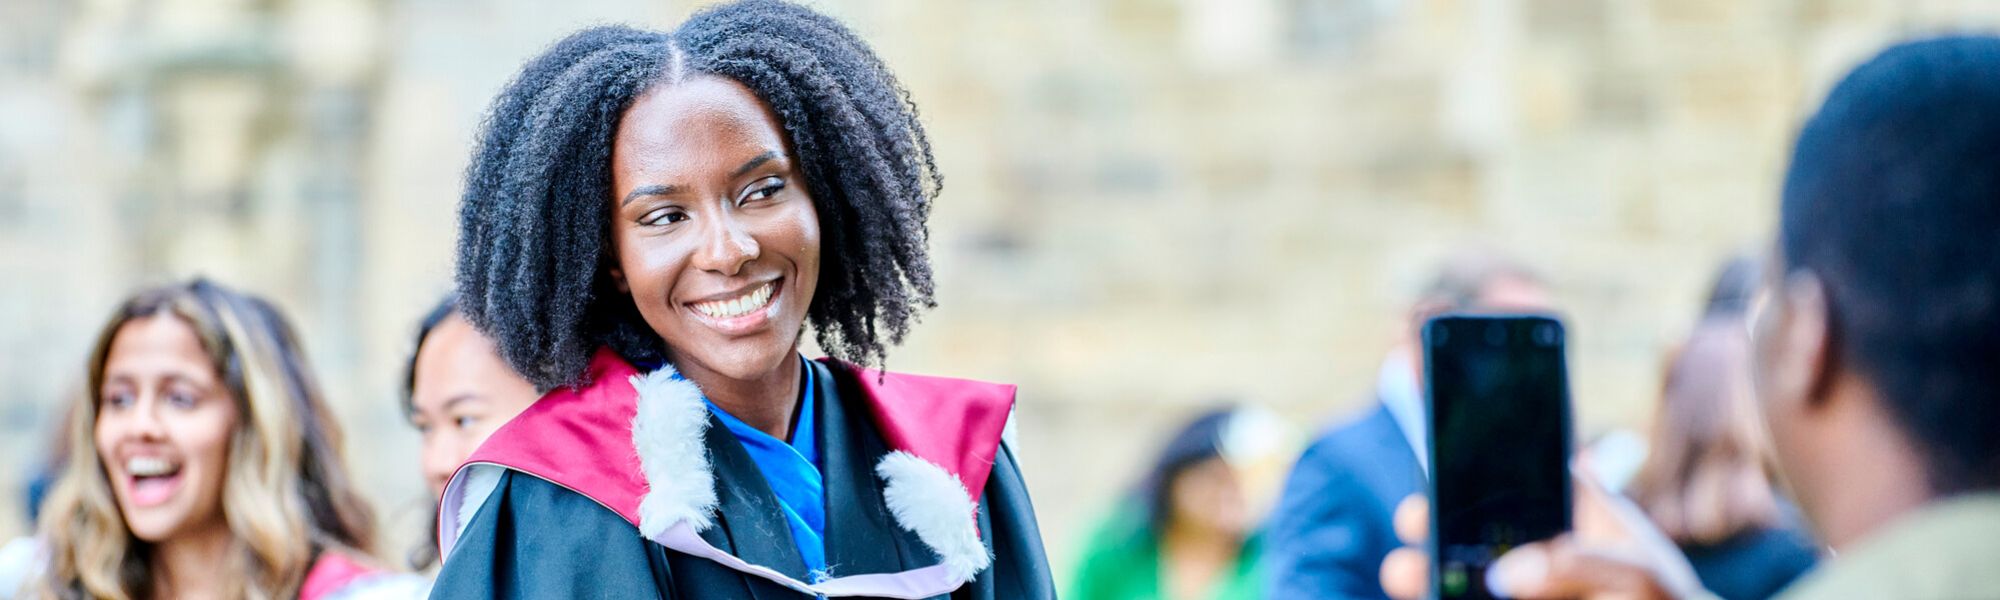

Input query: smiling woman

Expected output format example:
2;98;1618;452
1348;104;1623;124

31;279;417;600
435;1;1054;598
395;293;541;573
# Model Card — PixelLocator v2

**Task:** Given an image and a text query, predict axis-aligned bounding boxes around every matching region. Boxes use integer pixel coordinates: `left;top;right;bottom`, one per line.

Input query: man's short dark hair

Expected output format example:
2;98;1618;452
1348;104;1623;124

1780;35;2000;493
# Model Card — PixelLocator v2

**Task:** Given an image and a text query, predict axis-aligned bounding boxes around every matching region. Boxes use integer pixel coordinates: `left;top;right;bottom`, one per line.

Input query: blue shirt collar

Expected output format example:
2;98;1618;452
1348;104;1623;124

1379;352;1429;473
698;355;829;580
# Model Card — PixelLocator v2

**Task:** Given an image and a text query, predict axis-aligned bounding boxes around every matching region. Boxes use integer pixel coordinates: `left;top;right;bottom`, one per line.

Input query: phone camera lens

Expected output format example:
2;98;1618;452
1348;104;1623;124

1534;324;1559;346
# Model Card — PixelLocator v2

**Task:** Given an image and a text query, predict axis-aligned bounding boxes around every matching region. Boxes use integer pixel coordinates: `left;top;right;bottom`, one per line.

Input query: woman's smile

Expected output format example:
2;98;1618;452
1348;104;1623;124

119;453;186;508
684;276;783;336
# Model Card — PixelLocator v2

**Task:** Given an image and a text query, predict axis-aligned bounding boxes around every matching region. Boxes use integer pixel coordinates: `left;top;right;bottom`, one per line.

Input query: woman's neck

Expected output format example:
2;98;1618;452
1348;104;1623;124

151;521;234;600
1158;519;1242;600
682;351;804;440
1160;520;1240;562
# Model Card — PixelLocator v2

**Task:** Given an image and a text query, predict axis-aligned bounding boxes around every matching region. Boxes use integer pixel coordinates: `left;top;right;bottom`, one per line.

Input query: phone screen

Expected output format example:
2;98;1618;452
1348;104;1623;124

1425;315;1572;600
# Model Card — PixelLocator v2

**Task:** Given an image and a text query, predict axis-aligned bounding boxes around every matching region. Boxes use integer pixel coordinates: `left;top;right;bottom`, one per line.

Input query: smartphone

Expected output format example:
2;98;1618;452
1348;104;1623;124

1424;314;1573;600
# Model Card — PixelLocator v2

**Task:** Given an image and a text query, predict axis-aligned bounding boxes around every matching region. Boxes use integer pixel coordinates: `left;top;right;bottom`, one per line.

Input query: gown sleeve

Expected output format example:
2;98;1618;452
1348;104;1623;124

429;470;669;600
960;441;1058;600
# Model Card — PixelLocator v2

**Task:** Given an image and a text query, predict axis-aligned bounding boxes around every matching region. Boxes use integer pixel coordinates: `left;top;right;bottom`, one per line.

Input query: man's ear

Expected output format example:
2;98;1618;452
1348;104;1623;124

1409;299;1451;332
1780;271;1837;409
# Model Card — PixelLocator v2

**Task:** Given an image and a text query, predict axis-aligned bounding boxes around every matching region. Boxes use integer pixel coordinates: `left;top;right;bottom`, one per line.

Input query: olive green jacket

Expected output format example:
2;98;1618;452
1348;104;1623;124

1067;507;1263;600
1777;493;2000;600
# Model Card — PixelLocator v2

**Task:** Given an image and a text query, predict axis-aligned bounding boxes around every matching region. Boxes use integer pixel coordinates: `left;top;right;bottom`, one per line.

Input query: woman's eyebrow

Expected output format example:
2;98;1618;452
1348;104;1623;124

620;150;784;206
621;184;685;207
160;373;217;391
441;394;486;412
730;150;782;180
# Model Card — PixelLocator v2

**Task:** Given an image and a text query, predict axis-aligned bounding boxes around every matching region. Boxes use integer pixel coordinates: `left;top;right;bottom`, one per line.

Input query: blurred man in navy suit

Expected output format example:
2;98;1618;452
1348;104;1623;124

1264;251;1551;599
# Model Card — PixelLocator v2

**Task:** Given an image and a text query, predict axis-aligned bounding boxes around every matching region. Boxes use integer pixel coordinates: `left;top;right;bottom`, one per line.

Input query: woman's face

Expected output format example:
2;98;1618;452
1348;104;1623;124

410;314;541;497
1169;457;1251;538
608;75;821;383
94;315;238;543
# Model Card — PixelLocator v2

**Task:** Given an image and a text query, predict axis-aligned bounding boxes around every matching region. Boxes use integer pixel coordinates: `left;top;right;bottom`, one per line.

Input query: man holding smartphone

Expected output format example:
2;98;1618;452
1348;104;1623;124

1381;35;2000;600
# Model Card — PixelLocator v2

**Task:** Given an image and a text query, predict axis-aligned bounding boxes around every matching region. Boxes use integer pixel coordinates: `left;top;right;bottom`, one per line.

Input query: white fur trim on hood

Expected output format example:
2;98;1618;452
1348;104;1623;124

630;364;719;537
875;451;992;584
621;363;993;593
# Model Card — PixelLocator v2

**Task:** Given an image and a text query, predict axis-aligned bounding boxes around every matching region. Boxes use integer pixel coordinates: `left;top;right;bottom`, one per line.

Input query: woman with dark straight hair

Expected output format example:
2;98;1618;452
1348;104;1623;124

395;293;539;573
429;1;1054;597
1069;406;1290;600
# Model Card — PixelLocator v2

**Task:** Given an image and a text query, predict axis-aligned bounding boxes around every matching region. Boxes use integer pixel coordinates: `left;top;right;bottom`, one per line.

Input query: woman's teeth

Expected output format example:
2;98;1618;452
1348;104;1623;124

127;457;183;507
127;457;178;477
693;283;774;319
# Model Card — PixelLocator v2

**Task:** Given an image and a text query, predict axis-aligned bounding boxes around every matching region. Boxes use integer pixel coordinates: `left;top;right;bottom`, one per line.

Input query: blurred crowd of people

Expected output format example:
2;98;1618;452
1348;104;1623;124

1080;38;2000;600
4;2;2000;599
1065;248;1825;600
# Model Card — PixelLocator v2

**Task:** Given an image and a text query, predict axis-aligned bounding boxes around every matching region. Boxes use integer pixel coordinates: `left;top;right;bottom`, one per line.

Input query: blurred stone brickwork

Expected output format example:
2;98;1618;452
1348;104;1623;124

3;0;1998;577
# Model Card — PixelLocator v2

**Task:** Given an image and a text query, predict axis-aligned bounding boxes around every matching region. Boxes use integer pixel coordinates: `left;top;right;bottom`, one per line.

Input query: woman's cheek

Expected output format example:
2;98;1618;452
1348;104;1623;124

195;404;237;467
623;238;689;299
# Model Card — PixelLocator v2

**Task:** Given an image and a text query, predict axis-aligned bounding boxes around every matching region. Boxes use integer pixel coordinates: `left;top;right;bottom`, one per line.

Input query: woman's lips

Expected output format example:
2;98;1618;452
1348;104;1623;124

124;456;184;508
129;473;182;507
686;278;782;336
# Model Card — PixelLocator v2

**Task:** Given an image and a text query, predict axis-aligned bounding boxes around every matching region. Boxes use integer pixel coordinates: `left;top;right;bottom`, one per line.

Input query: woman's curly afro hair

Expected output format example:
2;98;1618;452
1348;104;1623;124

455;0;940;390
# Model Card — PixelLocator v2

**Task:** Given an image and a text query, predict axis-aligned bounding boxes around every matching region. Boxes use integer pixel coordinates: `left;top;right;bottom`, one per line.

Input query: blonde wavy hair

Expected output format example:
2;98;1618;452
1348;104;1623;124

34;279;376;600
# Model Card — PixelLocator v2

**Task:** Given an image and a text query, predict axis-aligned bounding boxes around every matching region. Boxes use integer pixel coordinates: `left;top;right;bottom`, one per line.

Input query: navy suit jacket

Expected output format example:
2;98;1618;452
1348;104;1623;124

1264;403;1425;600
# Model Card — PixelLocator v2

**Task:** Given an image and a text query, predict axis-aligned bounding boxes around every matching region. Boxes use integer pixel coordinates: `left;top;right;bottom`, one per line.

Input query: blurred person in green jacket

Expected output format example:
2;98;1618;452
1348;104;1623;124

1071;406;1295;600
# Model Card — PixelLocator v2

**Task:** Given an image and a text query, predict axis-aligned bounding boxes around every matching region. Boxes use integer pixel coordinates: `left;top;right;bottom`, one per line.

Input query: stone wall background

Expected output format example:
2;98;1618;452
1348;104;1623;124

4;0;1998;581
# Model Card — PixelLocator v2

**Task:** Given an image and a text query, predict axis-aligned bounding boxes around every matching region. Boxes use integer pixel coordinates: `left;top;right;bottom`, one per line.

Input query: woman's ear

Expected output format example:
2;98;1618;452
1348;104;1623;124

609;267;631;294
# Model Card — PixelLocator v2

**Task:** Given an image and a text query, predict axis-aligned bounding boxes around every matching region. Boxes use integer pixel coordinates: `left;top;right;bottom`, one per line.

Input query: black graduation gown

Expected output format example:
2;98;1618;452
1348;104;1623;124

429;361;1057;599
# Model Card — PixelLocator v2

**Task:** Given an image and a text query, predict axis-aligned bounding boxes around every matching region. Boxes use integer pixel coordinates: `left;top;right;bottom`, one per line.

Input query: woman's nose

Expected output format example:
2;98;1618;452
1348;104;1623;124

117;395;169;441
691;212;760;276
422;436;464;496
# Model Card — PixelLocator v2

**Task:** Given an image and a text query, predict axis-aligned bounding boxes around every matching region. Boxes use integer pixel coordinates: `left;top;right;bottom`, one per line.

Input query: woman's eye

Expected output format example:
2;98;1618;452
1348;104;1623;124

454;416;478;430
166;391;198;409
100;392;133;410
741;178;786;203
640;208;688;227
